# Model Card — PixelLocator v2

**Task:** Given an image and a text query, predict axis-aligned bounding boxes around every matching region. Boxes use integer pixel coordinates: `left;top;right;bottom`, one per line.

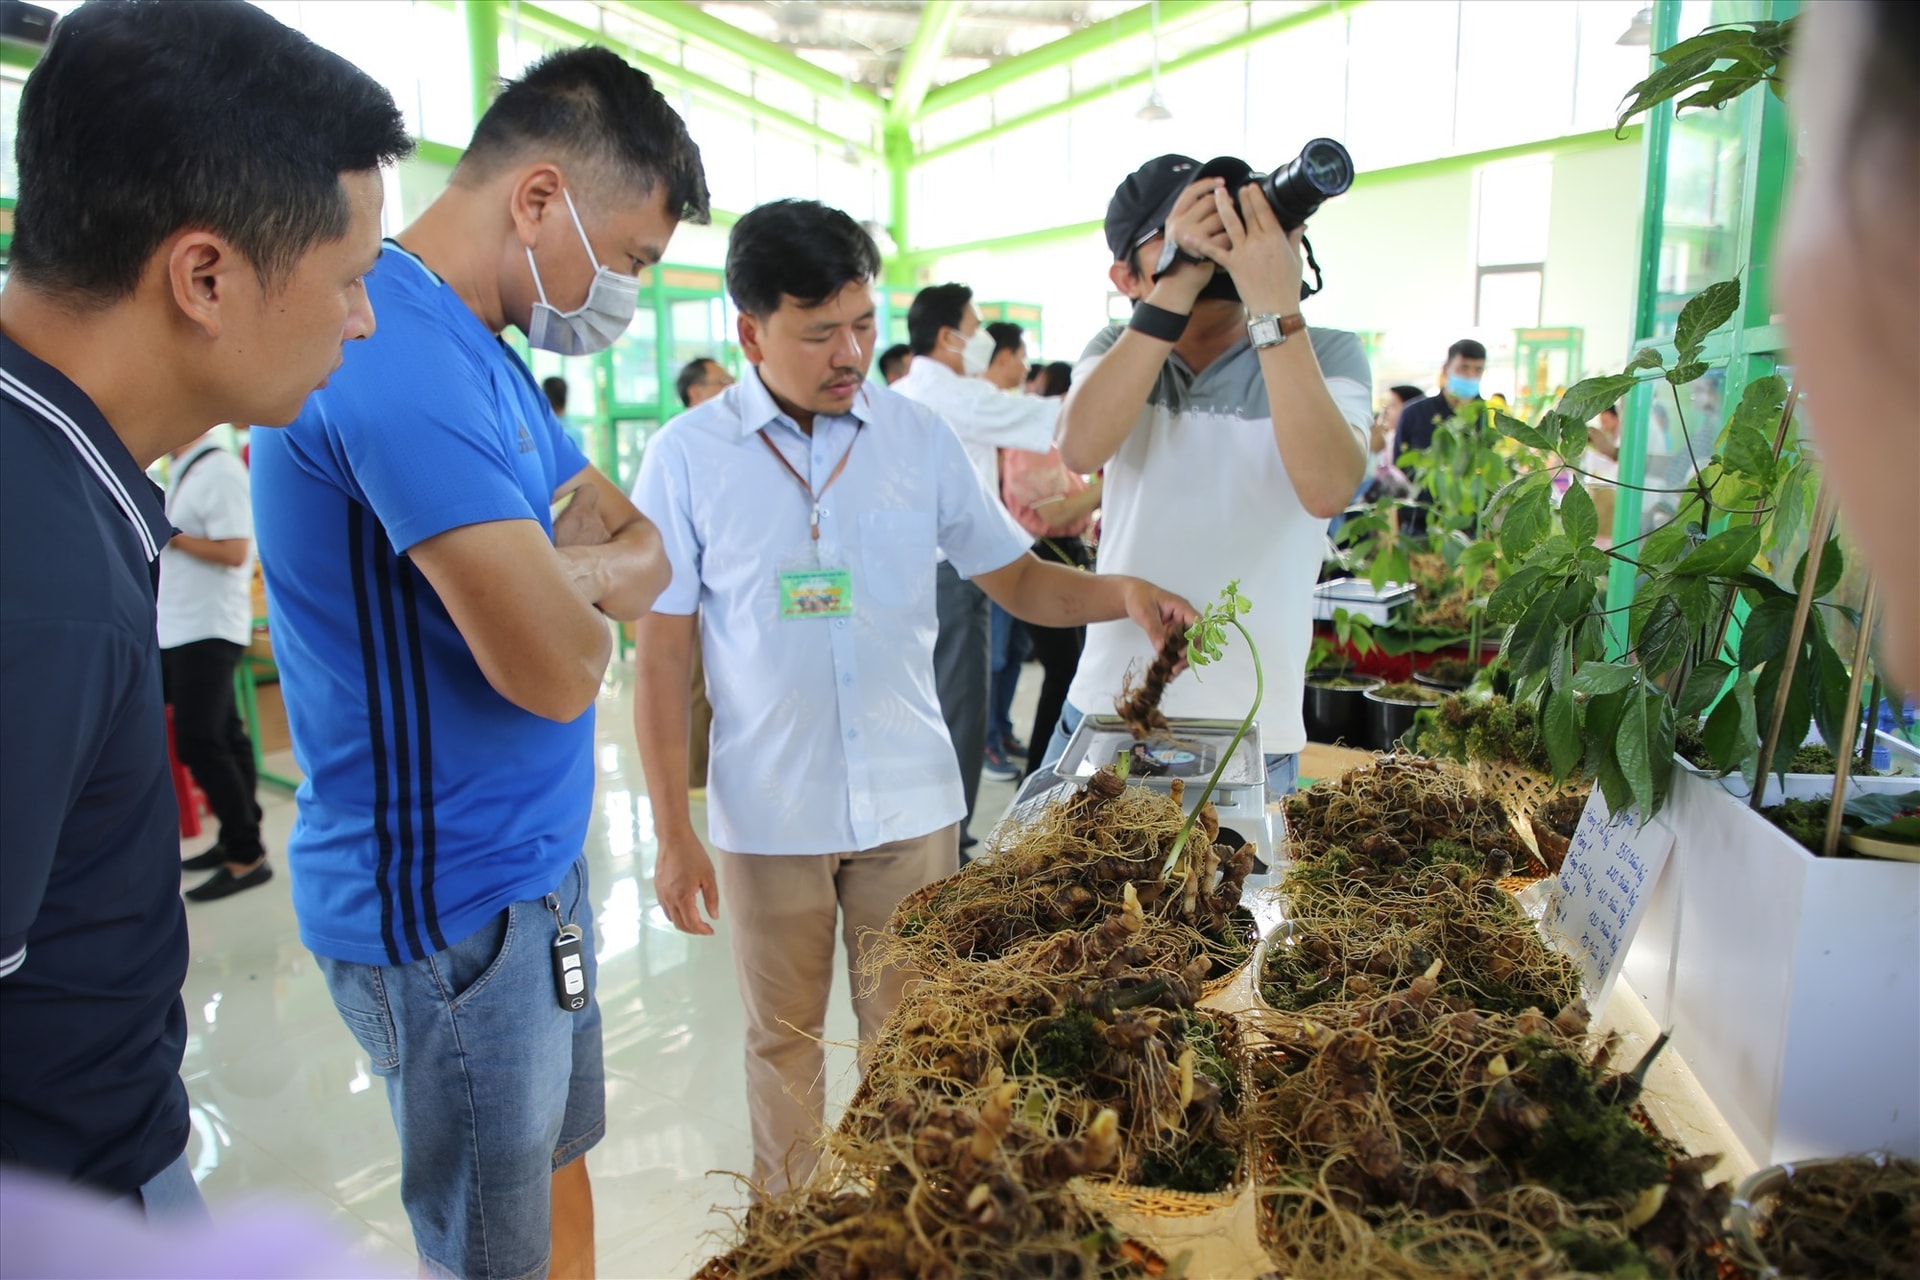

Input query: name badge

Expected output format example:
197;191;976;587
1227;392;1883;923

778;564;853;619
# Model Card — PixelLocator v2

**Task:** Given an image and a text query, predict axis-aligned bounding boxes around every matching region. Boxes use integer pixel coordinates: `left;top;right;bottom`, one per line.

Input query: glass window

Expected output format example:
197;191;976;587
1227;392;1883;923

1342;1;1456;171
1476;268;1543;329
612;417;659;495
608;308;660;409
1654;105;1747;339
1476;159;1554;265
1455;1;1578;153
667;297;729;380
0;75;22;203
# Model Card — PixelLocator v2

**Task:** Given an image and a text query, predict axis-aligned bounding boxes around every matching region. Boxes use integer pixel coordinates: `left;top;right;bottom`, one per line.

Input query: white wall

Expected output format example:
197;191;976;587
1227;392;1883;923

1543;142;1645;376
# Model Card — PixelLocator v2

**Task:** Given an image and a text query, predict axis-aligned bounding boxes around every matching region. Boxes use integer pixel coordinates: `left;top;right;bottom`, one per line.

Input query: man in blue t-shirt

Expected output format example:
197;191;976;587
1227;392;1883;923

1;2;407;1217
251;49;705;1280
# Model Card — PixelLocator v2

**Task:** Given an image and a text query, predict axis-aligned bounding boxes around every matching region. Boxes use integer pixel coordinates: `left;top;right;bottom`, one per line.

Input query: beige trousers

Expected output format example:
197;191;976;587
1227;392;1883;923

714;824;958;1196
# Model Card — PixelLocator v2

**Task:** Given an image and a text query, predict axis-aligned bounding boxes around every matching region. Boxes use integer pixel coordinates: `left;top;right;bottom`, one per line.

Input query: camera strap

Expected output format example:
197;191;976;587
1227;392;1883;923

1299;235;1326;301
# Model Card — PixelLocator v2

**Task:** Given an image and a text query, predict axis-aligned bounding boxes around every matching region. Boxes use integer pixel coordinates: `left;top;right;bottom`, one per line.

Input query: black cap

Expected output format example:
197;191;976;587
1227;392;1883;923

1104;154;1254;262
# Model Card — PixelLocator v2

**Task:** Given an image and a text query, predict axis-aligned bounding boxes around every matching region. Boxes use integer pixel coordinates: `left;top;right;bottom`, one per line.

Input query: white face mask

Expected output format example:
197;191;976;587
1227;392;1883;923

525;189;639;356
947;326;996;378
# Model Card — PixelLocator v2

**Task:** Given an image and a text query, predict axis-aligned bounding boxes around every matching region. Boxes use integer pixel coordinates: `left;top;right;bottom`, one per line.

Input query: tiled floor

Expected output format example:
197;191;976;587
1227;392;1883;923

179;664;1043;1279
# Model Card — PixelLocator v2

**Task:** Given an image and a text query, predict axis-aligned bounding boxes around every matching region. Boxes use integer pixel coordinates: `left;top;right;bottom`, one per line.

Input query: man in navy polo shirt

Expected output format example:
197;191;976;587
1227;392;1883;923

0;1;408;1215
250;49;702;1280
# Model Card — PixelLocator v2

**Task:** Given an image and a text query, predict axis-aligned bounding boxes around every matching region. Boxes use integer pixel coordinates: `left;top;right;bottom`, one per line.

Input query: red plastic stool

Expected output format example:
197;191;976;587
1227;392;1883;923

166;705;210;839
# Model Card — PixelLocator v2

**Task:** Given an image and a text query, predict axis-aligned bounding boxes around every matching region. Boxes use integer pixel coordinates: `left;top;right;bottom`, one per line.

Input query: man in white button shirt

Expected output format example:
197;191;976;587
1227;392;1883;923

160;430;269;902
893;284;1060;851
630;199;1193;1197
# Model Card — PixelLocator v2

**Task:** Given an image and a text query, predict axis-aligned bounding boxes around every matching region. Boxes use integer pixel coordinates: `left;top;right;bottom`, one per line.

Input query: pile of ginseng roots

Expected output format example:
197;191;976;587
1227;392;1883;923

1246;756;1734;1277
700;765;1261;1279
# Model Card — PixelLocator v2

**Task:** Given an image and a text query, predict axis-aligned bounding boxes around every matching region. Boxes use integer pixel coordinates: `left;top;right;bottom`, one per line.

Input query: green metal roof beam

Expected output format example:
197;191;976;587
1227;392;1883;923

1;36;41;71
606;0;884;117
888;2;962;126
917;0;1238;119
897;125;1643;268
466;0;501;125
515;4;881;165
912;0;1364;168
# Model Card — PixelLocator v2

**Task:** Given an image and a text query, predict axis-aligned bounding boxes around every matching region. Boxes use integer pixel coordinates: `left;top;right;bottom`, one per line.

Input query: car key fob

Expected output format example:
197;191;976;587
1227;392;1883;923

552;923;588;1012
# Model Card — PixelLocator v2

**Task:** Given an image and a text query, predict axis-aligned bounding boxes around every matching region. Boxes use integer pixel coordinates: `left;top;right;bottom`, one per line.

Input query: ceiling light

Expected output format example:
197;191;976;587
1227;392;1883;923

1617;7;1652;46
1137;1;1172;122
1136;91;1173;122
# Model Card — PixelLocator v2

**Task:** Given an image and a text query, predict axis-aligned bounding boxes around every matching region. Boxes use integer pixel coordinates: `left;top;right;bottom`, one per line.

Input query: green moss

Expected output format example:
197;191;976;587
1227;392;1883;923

1547;1228;1657;1278
1375;681;1441;703
1016;1009;1104;1080
1519;1045;1668;1203
1788;743;1878;776
1764;796;1831;854
1417;695;1552;771
1674;717;1712;769
1139;1138;1239;1193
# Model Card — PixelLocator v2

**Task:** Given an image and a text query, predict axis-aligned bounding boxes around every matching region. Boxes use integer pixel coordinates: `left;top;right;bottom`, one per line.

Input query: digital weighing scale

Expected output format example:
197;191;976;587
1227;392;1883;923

997;716;1277;890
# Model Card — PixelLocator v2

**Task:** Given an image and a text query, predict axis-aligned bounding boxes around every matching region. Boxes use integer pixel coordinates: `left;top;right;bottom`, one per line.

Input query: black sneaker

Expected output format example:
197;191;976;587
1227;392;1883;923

184;862;273;902
181;844;228;873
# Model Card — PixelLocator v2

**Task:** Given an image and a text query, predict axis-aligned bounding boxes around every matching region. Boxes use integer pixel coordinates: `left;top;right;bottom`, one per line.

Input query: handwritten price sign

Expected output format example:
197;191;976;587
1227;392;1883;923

1540;790;1676;1004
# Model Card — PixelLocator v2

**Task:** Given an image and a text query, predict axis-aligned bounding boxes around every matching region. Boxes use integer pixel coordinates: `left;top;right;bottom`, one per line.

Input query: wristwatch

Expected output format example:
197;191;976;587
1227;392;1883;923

1247;311;1307;349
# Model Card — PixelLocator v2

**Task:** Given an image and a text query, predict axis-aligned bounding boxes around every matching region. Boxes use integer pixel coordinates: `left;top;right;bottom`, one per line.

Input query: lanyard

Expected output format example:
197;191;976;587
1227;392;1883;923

758;427;860;542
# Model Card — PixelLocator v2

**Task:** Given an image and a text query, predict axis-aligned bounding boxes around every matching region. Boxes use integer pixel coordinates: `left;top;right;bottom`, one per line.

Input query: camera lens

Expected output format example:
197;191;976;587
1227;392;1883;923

1261;138;1354;231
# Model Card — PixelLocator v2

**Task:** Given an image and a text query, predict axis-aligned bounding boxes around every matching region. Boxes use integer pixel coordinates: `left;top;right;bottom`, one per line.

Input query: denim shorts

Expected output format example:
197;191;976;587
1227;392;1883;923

317;856;605;1280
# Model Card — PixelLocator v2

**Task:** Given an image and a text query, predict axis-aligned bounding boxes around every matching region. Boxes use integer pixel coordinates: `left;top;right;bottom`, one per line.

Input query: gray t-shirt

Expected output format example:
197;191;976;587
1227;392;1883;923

1066;322;1373;753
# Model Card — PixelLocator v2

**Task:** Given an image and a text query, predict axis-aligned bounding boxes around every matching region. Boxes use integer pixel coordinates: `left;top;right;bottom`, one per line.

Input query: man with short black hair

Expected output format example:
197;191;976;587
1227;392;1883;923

631;199;1192;1196
0;0;408;1215
1392;338;1487;535
878;342;911;384
676;355;734;408
543;374;569;417
1047;153;1373;794
251;46;702;1278
984;320;1028;391
896;284;1059;846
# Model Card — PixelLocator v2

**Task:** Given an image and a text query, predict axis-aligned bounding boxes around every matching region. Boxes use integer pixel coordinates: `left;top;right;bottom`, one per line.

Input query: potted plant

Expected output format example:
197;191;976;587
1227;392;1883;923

1302;608;1382;746
1360;680;1441;750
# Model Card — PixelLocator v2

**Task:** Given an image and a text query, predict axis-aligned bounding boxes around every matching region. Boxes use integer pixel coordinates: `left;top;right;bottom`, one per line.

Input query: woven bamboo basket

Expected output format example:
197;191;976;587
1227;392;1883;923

1467;758;1588;877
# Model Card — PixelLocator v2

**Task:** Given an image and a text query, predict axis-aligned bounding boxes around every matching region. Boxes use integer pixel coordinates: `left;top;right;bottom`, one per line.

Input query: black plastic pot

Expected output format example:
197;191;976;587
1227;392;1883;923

1412;670;1469;694
1303;670;1383;746
1364;688;1441;751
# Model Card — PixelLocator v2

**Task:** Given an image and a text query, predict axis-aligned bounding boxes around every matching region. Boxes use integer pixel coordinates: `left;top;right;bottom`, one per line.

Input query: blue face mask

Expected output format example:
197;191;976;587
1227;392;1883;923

1446;374;1482;400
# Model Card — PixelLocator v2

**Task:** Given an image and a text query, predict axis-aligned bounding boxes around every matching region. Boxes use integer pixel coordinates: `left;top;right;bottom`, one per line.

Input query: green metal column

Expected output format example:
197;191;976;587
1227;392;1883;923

466;0;501;124
1606;0;1683;633
885;123;915;288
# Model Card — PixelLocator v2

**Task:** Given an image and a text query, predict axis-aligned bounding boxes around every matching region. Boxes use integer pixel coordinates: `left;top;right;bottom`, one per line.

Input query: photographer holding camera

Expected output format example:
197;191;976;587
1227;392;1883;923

1045;150;1374;796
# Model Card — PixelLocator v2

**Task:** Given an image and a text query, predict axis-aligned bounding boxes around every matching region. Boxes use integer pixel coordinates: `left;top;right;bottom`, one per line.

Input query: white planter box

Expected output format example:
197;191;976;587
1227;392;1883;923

1622;768;1920;1164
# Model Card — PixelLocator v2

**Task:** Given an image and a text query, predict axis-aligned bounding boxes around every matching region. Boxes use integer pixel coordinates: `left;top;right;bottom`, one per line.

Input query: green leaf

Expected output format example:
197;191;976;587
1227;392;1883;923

1573;662;1638;696
1553;579;1595;627
1636;595;1693;678
1545;685;1581;781
1485;467;1549;519
1492;411;1557;454
1501;482;1554;562
1655;27;1762;64
1678;659;1734;718
1672;576;1713;632
1676;72;1767;113
1673;524;1763;578
1737;596;1799;671
1485;565;1546;625
1577;546;1612;581
1508;591;1561;686
1640;518;1696;568
1702;669;1756;774
1722;424;1777;487
1808;621;1856;752
1617;688;1655;816
1722;373;1788;444
1668;359;1710;386
1560;475;1598;548
1558;374;1642;425
1584;686;1631;803
1672;279;1741;358
1627;347;1666;372
1791;537;1845;599
1735;569;1792;601
1753;652;1812;782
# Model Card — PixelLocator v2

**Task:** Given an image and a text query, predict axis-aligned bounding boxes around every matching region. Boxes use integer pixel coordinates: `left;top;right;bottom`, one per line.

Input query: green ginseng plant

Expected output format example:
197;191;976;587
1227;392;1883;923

1161;581;1261;899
